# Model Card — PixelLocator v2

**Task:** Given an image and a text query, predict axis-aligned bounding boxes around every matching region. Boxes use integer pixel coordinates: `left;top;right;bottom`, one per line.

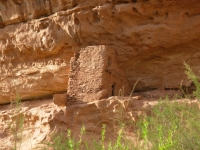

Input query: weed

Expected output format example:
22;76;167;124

129;79;139;99
175;80;192;100
137;100;200;150
114;124;128;150
101;124;106;150
45;123;131;150
184;62;200;99
141;118;148;144
8;94;25;150
44;127;84;150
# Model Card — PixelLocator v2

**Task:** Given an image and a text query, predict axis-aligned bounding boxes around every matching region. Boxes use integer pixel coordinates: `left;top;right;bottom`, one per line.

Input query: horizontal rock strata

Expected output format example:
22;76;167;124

1;0;200;103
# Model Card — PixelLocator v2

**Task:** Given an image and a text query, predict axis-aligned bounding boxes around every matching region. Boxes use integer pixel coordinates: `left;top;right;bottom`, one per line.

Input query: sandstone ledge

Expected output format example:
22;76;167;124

0;96;198;149
1;0;200;103
0;97;153;149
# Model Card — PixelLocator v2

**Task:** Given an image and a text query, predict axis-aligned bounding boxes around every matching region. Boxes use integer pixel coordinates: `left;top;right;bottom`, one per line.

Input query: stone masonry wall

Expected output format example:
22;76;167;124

102;47;130;97
66;45;130;105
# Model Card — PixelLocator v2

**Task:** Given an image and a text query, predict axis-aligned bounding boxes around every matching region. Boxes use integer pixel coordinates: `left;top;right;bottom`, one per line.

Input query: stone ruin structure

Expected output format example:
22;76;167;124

66;45;130;105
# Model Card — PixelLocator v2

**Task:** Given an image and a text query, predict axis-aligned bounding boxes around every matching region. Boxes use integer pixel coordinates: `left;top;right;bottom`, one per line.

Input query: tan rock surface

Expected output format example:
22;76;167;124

1;0;200;103
0;18;74;104
53;93;67;106
0;99;65;150
0;96;153;150
1;0;200;149
1;96;198;150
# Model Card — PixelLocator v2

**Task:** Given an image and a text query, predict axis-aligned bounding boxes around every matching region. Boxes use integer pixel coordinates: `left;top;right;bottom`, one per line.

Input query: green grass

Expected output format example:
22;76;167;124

136;63;200;150
137;100;200;150
44;98;200;150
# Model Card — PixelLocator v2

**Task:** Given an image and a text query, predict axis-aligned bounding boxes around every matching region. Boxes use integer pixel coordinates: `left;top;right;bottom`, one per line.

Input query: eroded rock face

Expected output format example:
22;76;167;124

0;0;72;26
0;99;66;150
1;0;200;103
0;13;74;104
0;97;153;150
1;97;198;149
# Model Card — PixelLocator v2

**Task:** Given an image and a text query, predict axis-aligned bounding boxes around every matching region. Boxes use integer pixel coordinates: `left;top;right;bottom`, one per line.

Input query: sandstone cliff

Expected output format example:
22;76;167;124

0;0;200;104
1;1;200;149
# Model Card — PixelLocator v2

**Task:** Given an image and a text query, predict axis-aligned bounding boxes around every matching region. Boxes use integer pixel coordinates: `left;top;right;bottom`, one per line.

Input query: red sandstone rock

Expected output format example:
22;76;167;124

0;0;200;103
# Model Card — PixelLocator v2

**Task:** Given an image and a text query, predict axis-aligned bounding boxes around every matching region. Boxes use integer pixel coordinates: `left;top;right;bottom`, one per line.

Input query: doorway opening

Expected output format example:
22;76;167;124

112;83;116;96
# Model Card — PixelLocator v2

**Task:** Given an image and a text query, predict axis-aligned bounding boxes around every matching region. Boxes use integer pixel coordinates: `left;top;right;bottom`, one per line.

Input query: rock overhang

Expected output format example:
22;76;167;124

0;0;200;104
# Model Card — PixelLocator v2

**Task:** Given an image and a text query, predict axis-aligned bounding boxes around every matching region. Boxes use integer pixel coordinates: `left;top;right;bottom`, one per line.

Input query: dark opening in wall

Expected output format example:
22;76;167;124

112;83;115;96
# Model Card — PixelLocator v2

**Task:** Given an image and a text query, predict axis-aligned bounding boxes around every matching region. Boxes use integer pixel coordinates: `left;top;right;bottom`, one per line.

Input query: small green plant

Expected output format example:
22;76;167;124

77;125;86;148
114;124;129;150
184;62;200;99
101;124;106;150
8;94;25;150
157;125;176;150
141;118;148;144
175;80;192;100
